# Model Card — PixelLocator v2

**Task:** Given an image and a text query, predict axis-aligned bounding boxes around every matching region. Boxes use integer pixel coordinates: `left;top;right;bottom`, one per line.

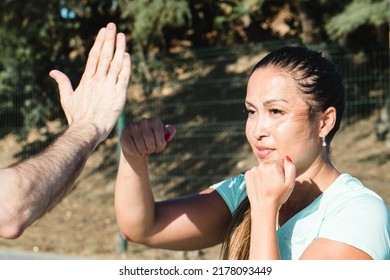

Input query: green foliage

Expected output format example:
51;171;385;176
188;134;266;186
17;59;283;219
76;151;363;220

0;22;47;138
214;0;264;27
119;0;271;49
0;0;119;139
119;0;191;47
210;0;266;44
325;0;388;40
0;0;388;141
0;1;66;138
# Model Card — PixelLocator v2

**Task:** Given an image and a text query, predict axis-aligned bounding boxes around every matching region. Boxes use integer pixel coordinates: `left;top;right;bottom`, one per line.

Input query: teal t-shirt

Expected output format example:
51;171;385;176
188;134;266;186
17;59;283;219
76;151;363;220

211;173;390;260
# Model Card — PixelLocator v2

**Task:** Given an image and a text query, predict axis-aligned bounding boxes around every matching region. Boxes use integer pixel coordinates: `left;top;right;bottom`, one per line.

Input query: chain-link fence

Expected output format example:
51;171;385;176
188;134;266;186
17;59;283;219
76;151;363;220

1;42;389;196
124;42;389;197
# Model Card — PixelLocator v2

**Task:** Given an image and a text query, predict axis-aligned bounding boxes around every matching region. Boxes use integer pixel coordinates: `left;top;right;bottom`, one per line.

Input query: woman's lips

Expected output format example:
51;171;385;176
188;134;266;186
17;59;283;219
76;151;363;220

256;146;275;159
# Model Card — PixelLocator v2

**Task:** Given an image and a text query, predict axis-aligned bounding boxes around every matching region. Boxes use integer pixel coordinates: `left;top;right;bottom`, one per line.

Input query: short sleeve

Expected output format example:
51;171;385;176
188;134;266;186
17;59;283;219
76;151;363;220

210;174;247;214
318;194;390;260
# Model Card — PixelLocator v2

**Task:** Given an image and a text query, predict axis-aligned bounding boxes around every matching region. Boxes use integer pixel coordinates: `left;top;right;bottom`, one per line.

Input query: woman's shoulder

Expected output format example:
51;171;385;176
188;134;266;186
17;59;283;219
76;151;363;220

210;173;247;214
324;173;389;213
328;174;382;197
211;173;245;189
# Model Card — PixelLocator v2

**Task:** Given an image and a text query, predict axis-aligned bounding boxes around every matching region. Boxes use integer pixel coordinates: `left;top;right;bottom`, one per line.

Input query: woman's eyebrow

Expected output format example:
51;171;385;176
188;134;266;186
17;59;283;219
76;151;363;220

263;99;289;106
245;100;255;107
245;99;289;108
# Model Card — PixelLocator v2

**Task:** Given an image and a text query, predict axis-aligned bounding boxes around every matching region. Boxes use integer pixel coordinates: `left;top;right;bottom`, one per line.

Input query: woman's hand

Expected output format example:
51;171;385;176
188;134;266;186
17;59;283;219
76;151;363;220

120;117;176;158
245;156;296;259
245;156;296;211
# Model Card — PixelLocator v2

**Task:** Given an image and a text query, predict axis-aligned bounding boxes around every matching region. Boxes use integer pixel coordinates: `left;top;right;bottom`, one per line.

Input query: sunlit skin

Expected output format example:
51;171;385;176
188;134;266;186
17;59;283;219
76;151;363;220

245;68;319;173
244;66;372;259
115;63;373;259
244;67;337;189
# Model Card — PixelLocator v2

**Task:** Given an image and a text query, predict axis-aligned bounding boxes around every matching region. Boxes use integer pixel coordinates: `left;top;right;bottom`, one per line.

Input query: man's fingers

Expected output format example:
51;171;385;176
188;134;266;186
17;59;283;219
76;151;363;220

81;27;106;81
107;32;127;86
116;52;131;93
96;22;117;76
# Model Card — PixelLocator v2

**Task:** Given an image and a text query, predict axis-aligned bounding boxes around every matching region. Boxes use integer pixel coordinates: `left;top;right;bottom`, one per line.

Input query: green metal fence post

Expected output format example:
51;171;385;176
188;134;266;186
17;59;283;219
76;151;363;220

116;110;128;255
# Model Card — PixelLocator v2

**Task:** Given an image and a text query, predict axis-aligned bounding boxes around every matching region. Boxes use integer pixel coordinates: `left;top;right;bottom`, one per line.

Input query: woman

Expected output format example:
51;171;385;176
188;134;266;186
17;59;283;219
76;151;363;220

115;46;390;259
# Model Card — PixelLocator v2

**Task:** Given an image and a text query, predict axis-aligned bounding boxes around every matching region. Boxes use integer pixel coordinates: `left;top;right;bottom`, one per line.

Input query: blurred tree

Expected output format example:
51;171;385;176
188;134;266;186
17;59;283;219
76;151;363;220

118;0;273;98
0;0;64;138
119;0;191;50
0;0;388;139
0;0;119;139
325;0;388;48
119;0;272;51
118;0;389;51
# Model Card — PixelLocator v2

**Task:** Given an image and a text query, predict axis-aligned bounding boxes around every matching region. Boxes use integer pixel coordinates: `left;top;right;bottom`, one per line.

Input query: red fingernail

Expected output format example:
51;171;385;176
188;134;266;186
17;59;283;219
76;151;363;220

286;156;293;163
164;133;171;142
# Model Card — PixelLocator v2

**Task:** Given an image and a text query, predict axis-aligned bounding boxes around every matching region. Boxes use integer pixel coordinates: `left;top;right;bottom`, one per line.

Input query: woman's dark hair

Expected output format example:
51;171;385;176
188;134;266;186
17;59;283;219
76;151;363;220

221;46;345;259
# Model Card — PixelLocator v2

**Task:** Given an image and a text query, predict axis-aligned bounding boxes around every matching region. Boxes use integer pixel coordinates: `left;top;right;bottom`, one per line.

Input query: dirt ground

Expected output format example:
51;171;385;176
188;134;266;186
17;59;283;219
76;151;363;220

0;113;389;260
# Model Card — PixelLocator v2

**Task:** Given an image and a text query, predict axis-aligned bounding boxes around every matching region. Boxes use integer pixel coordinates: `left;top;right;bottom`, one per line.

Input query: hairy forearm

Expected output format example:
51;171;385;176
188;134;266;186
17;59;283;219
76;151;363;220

115;153;156;242
0;123;99;238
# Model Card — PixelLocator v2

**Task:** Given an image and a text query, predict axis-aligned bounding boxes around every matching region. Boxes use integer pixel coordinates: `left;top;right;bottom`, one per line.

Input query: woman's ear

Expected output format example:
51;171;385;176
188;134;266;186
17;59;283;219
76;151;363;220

319;107;337;137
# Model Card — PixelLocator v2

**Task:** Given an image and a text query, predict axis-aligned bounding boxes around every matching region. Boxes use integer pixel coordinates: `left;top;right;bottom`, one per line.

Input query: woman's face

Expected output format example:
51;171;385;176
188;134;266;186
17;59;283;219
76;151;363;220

245;66;321;174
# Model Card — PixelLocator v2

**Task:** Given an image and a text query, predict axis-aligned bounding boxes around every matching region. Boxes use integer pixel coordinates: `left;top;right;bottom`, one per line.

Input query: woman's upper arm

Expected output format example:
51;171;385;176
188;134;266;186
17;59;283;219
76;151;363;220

300;238;373;260
144;188;232;250
306;195;390;260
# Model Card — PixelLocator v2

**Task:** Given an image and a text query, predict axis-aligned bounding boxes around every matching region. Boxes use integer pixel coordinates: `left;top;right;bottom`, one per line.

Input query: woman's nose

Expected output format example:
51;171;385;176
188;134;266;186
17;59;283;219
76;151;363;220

252;115;270;140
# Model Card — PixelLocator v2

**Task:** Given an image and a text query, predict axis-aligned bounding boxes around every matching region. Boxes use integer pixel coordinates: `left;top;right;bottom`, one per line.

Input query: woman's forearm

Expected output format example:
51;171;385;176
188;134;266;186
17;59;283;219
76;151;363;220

115;152;156;243
249;204;280;260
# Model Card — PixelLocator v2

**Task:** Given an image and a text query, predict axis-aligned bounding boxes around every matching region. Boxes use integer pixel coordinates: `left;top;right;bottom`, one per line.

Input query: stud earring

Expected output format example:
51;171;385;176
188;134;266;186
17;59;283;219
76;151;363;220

322;136;327;147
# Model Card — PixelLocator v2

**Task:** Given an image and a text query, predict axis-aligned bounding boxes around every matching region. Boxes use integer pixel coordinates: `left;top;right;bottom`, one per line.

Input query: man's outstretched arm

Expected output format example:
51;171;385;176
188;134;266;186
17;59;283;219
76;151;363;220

0;22;131;239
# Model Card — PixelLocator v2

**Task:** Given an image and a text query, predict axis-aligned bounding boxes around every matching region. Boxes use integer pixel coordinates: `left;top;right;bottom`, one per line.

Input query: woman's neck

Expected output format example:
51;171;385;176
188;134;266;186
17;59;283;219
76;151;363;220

278;162;340;226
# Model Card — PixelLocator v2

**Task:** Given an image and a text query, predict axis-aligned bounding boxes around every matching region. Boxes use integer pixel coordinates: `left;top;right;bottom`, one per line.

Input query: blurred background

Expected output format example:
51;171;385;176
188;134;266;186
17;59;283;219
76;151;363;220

0;0;389;259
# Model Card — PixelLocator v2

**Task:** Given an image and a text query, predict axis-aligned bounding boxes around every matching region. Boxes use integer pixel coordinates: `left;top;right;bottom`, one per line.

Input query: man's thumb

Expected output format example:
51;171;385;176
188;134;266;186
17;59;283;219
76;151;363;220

49;70;73;99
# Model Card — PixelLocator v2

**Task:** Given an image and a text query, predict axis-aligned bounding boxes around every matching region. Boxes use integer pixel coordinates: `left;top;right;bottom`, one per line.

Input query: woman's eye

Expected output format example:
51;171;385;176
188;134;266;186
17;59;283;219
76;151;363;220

270;108;283;115
243;108;255;117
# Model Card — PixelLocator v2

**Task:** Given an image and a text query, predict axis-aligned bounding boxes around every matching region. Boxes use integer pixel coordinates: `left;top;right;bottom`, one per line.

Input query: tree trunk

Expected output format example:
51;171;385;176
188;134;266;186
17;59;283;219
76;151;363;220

292;1;325;44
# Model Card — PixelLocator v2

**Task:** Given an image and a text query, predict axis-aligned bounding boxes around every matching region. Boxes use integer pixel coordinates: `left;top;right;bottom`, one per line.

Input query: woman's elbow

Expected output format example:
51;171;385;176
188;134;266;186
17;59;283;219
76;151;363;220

117;223;152;245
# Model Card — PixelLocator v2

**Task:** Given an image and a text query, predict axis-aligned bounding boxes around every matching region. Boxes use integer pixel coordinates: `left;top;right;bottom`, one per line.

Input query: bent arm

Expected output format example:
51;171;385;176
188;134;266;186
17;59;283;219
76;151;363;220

115;152;231;251
115;152;156;242
0;22;131;239
0;123;98;238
